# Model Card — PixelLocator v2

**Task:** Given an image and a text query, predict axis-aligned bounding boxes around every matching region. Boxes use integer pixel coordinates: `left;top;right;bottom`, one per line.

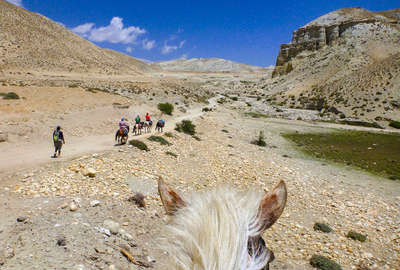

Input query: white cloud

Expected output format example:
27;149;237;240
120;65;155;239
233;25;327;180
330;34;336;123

5;0;23;7
161;42;178;54
71;23;94;37
126;47;133;53
180;53;188;59
72;17;146;44
142;39;155;50
161;39;186;54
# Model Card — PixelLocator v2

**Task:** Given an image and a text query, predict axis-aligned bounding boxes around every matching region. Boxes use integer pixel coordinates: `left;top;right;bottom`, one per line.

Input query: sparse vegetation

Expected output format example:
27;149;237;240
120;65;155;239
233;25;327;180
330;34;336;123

245;112;269;118
192;135;201;141
157;102;174;115
389;120;400;129
202;107;212;112
196;96;209;104
217;97;227;104
283;130;400;180
338;120;384;129
310;255;342;270
1;92;20;100
175;120;196;135
68;83;79;88
313;222;332;233
231;96;238;101
129;140;149;151
165;151;178;158
164;132;174;138
346;231;367;242
221;129;229;133
148;136;171;145
251;131;266;147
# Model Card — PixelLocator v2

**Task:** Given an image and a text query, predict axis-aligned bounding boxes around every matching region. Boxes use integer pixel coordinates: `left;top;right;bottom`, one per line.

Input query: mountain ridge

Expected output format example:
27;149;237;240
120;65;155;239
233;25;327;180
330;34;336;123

153;57;269;73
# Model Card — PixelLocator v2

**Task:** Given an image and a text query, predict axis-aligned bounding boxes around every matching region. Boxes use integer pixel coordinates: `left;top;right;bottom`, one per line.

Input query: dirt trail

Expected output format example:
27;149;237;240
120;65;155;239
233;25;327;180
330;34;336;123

0;98;217;175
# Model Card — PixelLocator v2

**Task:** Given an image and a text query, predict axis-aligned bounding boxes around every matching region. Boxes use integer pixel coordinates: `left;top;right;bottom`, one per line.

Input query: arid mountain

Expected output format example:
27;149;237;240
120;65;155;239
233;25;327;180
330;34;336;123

153;58;268;73
264;8;400;126
0;0;153;75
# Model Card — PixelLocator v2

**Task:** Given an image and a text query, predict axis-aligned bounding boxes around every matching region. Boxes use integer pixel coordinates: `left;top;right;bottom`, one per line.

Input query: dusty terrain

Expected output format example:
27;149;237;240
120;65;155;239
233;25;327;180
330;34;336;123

0;84;399;270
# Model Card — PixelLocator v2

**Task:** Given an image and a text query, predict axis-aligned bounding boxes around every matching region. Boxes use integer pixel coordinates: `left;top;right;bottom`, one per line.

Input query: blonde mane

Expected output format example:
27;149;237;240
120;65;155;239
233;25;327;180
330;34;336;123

160;187;271;270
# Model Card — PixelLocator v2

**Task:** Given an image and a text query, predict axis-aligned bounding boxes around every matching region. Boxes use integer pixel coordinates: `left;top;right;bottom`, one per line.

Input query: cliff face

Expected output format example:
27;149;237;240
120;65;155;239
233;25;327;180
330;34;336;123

272;8;400;77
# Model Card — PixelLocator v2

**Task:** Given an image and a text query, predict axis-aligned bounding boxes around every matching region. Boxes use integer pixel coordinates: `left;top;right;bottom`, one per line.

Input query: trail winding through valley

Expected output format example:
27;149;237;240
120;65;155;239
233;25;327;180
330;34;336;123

0;98;218;175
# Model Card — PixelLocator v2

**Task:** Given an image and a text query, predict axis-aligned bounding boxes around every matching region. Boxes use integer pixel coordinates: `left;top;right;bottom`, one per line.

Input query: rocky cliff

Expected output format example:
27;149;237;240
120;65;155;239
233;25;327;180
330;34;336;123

273;8;400;77
259;8;400;127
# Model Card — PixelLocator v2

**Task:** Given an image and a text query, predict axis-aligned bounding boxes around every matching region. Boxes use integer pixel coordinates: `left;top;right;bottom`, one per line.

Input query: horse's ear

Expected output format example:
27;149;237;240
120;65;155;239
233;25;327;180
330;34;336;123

256;180;287;232
158;176;186;215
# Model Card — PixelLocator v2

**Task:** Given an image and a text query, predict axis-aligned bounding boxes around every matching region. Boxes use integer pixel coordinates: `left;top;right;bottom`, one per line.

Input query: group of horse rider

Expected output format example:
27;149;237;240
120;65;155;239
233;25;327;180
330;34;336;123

119;112;152;134
118;113;165;136
52;113;165;158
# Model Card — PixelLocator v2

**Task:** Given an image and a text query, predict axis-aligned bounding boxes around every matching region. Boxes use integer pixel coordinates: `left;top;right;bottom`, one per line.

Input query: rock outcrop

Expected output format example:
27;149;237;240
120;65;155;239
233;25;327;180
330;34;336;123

272;8;400;77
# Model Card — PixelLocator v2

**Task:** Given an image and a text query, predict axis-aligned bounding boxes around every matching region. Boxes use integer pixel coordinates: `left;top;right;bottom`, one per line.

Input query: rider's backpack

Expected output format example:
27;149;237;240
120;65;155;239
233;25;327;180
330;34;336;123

53;131;60;143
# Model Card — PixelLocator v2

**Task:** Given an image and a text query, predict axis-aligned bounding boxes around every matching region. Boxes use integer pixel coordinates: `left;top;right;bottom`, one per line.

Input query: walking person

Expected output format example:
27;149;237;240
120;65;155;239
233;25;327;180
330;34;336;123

52;126;65;158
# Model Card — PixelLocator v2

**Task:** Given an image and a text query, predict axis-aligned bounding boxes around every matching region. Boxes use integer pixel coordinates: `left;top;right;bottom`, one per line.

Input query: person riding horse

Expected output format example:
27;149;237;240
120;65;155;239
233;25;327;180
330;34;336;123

145;113;153;126
115;117;129;142
155;119;165;132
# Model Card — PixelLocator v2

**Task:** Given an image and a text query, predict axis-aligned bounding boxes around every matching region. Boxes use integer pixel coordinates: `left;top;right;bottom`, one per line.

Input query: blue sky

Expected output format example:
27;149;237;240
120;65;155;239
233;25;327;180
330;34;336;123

7;0;399;66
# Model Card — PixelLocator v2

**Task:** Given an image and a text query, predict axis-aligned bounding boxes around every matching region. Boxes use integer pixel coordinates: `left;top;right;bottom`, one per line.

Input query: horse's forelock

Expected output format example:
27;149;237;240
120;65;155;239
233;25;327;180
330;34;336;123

159;187;271;270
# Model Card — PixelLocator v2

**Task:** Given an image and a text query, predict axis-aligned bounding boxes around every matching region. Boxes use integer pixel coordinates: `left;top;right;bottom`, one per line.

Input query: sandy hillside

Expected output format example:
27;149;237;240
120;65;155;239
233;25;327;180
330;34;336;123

0;0;153;75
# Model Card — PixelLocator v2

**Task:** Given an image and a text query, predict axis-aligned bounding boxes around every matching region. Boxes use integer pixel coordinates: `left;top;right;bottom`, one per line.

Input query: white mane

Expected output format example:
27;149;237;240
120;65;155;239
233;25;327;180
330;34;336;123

160;187;271;270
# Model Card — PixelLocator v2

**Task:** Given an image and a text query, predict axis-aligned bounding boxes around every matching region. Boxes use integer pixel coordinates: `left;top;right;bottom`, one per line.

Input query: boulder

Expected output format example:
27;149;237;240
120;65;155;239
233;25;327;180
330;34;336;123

83;168;96;177
0;132;8;143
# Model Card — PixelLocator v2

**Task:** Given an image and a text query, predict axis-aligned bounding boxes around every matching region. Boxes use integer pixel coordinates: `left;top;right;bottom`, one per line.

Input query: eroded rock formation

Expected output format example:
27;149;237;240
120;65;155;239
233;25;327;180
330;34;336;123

272;8;400;77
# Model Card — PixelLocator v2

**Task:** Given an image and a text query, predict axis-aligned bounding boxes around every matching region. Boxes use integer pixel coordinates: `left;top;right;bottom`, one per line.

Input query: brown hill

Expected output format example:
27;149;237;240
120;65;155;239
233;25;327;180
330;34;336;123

0;0;153;75
264;7;400;126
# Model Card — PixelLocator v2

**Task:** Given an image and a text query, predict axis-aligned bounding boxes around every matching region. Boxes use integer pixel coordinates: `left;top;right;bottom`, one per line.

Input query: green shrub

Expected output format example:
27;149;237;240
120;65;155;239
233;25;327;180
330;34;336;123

129;140;149;151
217;98;226;104
313;222;332;233
148;136;171;145
221;129;229;133
2;92;20;100
192;135;201;141
346;231;367;242
0;92;6;96
164;132;174;138
175;120;196;135
202;107;212;112
389;120;400;129
158;103;174;115
251;131;266;147
165;151;177;158
310;255;342;270
231;96;238;101
197;96;209;104
245;112;269;118
68;83;79;88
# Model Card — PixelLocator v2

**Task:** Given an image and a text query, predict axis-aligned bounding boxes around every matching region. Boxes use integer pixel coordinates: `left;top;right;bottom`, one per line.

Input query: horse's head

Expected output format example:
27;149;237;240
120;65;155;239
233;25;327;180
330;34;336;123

158;177;287;270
